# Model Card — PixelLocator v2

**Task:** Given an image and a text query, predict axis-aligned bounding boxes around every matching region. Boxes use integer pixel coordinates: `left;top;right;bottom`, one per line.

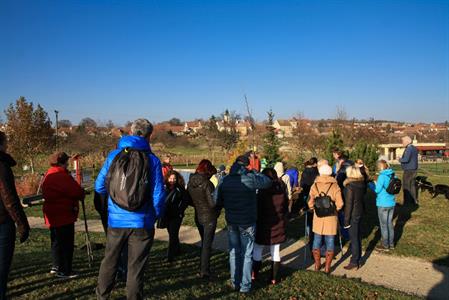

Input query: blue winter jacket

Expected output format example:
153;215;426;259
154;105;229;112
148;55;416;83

372;168;396;208
95;135;165;229
216;163;272;225
399;144;418;171
285;168;299;188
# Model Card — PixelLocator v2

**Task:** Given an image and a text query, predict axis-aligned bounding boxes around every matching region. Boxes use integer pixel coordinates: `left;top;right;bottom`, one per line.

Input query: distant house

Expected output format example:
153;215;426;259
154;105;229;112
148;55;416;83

379;137;448;162
273;119;297;138
235;120;252;136
169;125;186;136
184;121;203;134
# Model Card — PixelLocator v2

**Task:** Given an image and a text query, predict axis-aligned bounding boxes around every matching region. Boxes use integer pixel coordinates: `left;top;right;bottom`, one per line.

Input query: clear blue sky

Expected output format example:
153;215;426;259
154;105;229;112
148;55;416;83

1;0;448;125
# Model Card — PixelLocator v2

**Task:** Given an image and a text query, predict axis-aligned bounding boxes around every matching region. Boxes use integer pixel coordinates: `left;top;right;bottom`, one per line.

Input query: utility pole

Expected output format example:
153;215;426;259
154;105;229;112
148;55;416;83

54;110;59;150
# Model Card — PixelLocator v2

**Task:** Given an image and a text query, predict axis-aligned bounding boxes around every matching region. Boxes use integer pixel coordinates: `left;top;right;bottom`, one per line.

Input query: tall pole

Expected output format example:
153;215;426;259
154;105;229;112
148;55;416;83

54;110;59;150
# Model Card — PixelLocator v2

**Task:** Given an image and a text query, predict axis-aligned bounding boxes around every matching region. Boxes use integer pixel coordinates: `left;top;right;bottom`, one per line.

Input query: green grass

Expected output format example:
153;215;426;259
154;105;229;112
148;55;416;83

7;229;418;299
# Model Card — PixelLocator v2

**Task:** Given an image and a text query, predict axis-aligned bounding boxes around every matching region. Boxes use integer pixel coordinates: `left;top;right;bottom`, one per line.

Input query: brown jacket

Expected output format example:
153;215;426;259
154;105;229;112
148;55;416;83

308;175;344;235
0;151;29;235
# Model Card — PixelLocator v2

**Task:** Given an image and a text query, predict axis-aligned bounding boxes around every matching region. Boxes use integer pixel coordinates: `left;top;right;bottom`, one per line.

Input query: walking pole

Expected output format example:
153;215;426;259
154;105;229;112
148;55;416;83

303;209;309;267
74;154;94;268
338;223;344;259
81;197;94;267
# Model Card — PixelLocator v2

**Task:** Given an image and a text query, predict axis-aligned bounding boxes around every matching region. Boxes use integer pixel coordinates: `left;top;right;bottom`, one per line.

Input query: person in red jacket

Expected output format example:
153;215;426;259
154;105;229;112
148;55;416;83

42;152;85;279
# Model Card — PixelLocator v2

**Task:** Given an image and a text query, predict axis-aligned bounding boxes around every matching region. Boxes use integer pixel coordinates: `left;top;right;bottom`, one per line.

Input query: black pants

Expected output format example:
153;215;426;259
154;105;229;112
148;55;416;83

166;217;182;260
195;216;217;276
0;220;15;300
348;215;362;265
403;170;418;205
50;223;75;275
96;228;154;300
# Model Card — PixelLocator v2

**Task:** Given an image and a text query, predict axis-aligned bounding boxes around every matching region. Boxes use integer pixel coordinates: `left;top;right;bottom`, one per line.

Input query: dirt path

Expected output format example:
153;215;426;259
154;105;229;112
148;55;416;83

28;217;448;299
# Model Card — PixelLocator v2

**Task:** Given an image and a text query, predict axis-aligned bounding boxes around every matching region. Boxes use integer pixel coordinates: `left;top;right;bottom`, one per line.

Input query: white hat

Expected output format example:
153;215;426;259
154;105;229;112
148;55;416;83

318;164;333;176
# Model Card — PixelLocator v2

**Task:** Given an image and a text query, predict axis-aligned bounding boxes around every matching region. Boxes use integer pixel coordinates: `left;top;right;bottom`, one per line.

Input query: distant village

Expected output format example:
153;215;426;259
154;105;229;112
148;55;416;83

3;115;447;163
28;117;448;141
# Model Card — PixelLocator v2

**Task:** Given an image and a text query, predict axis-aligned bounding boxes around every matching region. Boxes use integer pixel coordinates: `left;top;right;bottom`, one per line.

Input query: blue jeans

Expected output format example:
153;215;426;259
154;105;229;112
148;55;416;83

227;224;256;293
0;220;16;300
377;207;395;248
312;234;335;252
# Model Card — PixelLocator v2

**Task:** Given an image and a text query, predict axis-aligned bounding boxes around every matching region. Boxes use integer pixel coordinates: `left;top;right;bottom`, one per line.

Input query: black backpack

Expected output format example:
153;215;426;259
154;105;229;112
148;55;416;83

313;183;337;218
386;173;402;195
106;148;152;211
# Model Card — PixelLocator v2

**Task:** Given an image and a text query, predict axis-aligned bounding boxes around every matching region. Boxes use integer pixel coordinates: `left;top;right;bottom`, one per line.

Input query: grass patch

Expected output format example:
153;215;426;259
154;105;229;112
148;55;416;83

8;229;418;299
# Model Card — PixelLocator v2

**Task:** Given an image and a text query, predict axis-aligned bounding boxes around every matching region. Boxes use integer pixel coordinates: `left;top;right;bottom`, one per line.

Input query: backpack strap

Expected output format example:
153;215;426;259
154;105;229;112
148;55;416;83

324;183;333;195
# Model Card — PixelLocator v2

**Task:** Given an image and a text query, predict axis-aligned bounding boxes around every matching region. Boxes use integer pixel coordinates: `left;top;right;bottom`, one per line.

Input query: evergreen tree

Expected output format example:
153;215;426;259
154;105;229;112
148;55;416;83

263;109;281;167
350;140;379;172
324;130;344;165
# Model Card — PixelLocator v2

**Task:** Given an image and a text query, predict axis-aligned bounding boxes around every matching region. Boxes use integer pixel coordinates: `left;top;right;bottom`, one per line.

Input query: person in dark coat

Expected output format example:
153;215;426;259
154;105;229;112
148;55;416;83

187;159;218;279
342;166;366;270
158;170;190;262
252;168;288;285
299;157;319;253
216;155;271;293
0;131;30;300
42;152;85;278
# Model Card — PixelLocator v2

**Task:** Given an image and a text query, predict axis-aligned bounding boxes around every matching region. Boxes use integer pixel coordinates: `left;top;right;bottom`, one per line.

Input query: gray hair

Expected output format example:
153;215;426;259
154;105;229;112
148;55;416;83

131;119;153;137
402;136;412;145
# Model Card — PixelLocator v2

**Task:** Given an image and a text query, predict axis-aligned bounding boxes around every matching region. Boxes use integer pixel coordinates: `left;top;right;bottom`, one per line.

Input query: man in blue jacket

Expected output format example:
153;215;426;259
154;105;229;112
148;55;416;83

95;119;165;300
399;136;419;206
216;155;271;294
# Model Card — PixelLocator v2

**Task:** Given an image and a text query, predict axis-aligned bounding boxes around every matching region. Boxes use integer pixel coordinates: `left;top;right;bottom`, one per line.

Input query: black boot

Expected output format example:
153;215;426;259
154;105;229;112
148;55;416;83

252;260;262;281
270;261;281;285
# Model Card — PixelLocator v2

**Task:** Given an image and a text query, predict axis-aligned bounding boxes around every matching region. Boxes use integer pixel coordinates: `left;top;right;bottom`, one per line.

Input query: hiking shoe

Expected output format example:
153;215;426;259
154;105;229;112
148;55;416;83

375;245;390;252
49;267;59;274
56;272;79;279
389;245;395;250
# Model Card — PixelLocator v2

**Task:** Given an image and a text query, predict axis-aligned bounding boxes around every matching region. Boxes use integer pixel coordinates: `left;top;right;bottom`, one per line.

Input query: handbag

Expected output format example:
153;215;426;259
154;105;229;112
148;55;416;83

313;183;337;217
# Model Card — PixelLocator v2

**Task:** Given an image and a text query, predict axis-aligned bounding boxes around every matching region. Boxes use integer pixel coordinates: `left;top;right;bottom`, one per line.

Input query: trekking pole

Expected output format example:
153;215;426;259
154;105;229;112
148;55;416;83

81;197;94;268
74;154;94;268
338;223;344;259
303;209;309;267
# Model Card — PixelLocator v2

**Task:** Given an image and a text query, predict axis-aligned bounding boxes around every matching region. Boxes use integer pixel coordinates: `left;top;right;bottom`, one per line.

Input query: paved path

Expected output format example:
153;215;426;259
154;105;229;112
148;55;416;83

28;217;448;299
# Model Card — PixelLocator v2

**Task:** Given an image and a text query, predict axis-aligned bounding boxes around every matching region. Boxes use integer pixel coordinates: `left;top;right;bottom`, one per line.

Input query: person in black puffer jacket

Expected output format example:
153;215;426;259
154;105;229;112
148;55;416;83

158;170;190;262
343;165;367;270
187;160;218;279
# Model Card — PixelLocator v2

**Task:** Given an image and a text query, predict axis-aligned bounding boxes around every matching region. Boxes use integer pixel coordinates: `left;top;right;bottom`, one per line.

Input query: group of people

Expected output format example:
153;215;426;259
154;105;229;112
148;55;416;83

0;118;419;299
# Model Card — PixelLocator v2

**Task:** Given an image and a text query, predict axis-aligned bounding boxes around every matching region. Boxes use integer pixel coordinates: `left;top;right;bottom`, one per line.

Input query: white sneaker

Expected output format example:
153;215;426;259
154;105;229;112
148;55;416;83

56;272;78;279
49;267;59;275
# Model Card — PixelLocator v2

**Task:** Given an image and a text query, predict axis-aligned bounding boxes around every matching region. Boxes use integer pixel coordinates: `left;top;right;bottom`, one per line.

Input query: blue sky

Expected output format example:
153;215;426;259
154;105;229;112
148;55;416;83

1;0;448;125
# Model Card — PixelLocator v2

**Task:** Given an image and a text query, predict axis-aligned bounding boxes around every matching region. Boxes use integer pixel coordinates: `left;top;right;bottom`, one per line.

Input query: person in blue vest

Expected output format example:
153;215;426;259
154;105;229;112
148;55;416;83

95;119;165;300
399;136;419;206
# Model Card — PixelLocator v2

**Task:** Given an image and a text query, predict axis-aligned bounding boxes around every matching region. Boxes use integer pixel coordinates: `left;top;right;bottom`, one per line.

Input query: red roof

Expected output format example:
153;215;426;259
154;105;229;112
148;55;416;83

416;146;448;151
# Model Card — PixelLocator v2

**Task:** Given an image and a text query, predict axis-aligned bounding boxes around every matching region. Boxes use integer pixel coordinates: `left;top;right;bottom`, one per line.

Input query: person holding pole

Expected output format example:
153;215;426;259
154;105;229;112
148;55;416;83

42;151;85;278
